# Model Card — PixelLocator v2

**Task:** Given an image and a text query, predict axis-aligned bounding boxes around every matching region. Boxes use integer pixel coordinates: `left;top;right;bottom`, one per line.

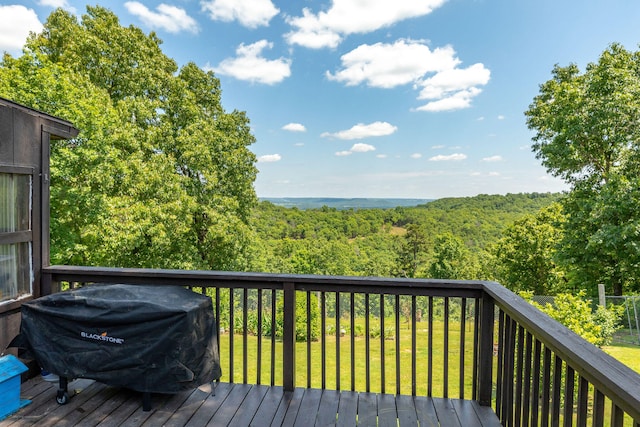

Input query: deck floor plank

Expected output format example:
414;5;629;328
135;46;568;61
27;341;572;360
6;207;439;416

432;398;463;427
184;382;233;427
279;388;306;426
227;384;270;427
414;396;440;427
355;392;377;426
335;389;358;427
314;389;340;427
293;387;323;427
396;394;420;426
94;389;140;427
250;385;285;426
376;393;398;427
3;376;503;427
206;383;252;426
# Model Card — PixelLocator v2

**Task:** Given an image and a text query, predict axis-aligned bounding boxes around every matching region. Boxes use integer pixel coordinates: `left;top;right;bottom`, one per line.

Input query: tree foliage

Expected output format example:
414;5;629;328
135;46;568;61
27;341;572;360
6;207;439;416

526;43;640;295
493;203;565;294
523;291;622;347
0;6;257;270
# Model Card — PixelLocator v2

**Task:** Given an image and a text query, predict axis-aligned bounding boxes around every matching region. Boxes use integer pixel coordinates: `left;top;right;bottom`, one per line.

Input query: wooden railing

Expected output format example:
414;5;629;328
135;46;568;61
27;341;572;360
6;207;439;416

42;266;640;426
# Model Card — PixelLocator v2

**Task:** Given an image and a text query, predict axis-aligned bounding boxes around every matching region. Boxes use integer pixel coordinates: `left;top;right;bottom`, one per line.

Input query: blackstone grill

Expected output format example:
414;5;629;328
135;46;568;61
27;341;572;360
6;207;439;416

16;283;221;410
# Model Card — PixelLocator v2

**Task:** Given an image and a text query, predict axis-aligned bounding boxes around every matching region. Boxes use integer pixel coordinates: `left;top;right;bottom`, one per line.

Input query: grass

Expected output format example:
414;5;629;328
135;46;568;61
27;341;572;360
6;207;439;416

602;343;640;374
217;318;478;398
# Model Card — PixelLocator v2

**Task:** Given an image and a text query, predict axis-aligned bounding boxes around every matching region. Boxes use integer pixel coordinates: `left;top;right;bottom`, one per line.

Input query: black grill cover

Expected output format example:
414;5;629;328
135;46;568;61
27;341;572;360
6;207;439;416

19;284;221;394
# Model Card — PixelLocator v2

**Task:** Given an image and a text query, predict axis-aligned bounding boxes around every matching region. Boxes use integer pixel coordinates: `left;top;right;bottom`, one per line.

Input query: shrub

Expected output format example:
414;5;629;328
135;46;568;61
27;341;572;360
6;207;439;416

522;291;622;347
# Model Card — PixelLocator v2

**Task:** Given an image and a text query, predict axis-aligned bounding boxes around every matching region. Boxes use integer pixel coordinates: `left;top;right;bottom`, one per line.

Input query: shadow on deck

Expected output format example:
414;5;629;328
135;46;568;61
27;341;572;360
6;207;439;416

1;376;500;427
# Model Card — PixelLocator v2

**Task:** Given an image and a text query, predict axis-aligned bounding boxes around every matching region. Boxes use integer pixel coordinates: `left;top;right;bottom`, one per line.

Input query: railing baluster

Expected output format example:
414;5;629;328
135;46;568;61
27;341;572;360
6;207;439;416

282;282;296;391
523;332;533;427
336;291;341;390
576;376;589;427
380;293;385;394
412;295;417;397
478;294;494;407
229;287;235;384
271;289;276;387
515;325;525;427
396;294;401;396
307;291;312;389
351;292;355;392
365;293;370;393
564;366;575;427
472;297;479;401
541;346;552;427
460;297;466;400
495;310;505;418
257;288;263;385
610;404;626;427
427;296;433;397
531;339;542;427
503;315;516;427
444;296;450;398
321;291;326;390
243;288;248;384
215;287;221;373
592;389;605;427
552;355;562;427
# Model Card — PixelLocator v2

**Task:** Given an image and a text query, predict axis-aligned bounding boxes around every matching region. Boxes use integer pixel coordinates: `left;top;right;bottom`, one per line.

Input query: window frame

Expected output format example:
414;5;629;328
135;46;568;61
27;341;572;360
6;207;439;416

0;165;35;310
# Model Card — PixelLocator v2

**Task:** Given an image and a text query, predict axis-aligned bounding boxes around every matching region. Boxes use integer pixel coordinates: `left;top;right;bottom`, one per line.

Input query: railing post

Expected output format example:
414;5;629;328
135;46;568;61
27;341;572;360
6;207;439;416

478;292;495;406
283;281;296;391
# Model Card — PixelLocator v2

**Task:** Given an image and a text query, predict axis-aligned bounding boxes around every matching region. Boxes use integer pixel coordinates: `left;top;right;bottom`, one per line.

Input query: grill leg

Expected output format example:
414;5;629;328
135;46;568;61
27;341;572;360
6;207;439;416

142;392;152;411
56;377;69;405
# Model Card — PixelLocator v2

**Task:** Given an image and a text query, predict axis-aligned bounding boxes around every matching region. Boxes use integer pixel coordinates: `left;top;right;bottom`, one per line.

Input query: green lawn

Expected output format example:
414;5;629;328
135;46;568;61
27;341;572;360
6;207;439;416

602;343;640;374
217;319;478;397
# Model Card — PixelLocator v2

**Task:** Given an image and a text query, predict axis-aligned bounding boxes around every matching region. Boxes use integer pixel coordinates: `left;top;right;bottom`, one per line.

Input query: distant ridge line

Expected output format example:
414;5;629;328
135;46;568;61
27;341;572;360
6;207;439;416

260;197;433;210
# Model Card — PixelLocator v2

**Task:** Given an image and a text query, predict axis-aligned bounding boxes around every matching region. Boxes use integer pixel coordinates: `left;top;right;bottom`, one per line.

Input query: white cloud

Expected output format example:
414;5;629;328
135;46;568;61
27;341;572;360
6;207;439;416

321;121;397;140
282;123;306;132
410;153;422;159
376;154;388;158
285;0;446;49
429;153;467;161
37;0;76;12
335;143;376;156
431;145;445;149
488;171;501;176
211;40;291;85
327;39;490;112
327;40;459;88
416;63;490;112
482;155;503;162
258;154;282;162
497;115;505;120
351;143;376;153
0;6;42;55
201;0;279;28
125;2;199;34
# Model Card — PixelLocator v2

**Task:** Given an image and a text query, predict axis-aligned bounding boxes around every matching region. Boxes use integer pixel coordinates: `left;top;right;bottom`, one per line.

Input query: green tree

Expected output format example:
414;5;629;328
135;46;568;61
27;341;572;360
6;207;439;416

0;6;257;270
493;203;566;294
395;224;428;278
525;43;640;295
428;233;479;280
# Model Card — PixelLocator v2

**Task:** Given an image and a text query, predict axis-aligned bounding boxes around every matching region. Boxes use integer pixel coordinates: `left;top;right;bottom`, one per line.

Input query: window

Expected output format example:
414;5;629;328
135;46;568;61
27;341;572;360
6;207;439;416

0;173;33;303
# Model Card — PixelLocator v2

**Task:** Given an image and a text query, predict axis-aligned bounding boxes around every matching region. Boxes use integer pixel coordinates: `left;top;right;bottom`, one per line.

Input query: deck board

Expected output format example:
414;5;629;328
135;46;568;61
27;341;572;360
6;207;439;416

1;376;501;426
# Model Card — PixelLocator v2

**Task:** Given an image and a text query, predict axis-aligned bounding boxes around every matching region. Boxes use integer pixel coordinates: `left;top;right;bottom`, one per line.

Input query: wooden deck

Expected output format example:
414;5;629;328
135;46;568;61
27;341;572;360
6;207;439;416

1;376;501;426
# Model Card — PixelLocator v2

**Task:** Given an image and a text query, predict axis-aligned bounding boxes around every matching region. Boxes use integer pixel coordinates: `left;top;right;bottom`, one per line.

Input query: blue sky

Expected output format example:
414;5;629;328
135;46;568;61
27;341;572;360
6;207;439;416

2;1;640;199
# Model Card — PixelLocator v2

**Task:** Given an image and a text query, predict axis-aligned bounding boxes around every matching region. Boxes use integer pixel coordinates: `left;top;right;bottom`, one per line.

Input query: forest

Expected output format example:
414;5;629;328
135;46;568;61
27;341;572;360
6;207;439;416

2;7;640;300
246;193;561;285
